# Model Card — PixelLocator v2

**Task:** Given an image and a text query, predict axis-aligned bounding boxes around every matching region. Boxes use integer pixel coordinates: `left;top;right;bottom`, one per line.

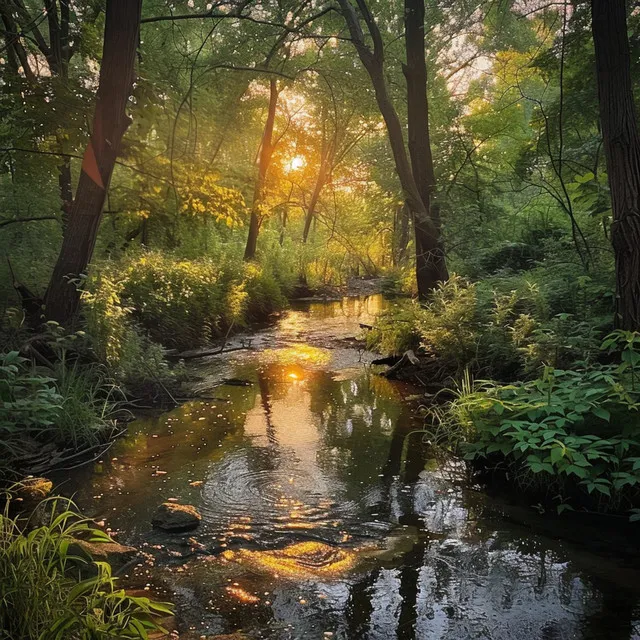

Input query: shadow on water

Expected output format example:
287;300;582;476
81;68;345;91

58;295;640;639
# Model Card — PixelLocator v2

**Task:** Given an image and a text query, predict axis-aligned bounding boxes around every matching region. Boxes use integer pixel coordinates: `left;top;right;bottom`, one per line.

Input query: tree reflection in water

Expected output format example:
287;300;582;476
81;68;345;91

59;299;640;639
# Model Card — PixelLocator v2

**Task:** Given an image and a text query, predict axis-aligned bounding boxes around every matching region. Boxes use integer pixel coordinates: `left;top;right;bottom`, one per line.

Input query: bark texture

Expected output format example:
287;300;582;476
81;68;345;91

44;0;142;323
592;0;640;329
302;159;330;244
244;78;279;261
404;0;448;287
337;0;447;297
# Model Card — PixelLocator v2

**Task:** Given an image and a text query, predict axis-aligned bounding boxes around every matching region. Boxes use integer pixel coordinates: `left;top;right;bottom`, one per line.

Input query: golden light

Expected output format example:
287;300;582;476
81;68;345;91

222;541;357;580
225;586;261;604
261;345;331;367
283;364;305;382
285;155;306;172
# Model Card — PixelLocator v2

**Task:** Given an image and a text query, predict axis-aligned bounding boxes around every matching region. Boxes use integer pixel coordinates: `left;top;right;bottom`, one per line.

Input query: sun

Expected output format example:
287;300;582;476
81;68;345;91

286;155;306;172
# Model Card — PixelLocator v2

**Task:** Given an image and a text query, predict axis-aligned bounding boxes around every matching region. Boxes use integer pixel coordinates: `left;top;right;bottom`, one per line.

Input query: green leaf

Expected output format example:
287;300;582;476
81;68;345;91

591;406;611;422
550;446;565;464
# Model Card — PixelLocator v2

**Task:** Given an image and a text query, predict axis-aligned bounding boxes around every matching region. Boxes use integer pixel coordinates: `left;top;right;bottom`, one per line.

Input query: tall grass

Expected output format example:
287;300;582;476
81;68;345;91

0;488;172;639
0;350;125;478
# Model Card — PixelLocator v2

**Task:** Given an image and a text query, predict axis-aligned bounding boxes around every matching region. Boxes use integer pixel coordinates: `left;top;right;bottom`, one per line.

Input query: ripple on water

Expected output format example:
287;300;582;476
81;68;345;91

197;449;360;545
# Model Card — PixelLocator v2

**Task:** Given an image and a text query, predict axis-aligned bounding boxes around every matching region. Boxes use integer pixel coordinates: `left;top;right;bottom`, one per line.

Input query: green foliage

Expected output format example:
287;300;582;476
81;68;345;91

368;268;609;379
415;276;481;369
0;490;172;640
85;252;290;353
0;351;62;446
176;164;246;226
243;261;289;320
441;334;640;513
0;350;121;477
365;301;423;355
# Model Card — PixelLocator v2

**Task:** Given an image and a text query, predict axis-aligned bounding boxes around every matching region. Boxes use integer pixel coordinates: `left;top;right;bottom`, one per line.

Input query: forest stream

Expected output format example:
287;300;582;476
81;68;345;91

56;296;640;640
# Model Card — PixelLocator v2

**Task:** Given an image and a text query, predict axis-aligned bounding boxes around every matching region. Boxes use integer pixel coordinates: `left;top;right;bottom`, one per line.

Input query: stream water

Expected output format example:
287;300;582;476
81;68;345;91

61;296;640;640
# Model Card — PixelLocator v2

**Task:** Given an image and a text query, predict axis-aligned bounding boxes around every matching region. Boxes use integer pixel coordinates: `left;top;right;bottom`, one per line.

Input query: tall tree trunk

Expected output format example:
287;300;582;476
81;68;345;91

244;78;279;261
303;114;334;244
592;0;640;329
404;0;448;288
337;0;445;297
363;63;441;298
44;0;142;323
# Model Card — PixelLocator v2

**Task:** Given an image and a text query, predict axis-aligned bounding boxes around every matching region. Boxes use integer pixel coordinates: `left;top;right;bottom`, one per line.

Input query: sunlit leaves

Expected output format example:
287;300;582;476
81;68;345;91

176;164;246;226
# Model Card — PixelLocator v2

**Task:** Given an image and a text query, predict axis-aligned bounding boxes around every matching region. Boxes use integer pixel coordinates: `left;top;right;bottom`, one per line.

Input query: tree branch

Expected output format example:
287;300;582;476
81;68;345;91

0;216;58;228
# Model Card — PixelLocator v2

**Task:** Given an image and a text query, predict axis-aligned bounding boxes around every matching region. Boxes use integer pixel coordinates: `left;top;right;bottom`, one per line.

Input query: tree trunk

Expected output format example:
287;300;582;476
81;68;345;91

404;0;448;289
337;0;445;298
395;202;411;265
592;0;640;329
302;160;329;243
44;0;142;323
366;65;441;297
244;78;279;261
279;207;288;246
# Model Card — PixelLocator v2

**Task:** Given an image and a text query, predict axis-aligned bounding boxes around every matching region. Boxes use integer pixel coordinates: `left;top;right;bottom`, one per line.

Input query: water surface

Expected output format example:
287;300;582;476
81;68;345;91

64;295;640;639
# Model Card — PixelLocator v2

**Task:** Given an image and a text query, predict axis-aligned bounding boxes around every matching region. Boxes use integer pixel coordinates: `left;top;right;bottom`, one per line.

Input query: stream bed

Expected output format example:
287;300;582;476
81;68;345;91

61;296;640;639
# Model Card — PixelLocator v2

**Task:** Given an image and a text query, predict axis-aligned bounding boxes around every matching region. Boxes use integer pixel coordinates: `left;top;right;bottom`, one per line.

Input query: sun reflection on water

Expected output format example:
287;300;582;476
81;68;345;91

222;541;358;580
261;344;331;367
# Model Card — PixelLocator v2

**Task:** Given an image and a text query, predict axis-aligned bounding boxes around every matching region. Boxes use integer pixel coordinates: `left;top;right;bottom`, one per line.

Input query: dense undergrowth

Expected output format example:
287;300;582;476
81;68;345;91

368;267;611;379
0;333;125;480
0;487;171;639
85;250;292;355
368;261;640;517
0;248;295;479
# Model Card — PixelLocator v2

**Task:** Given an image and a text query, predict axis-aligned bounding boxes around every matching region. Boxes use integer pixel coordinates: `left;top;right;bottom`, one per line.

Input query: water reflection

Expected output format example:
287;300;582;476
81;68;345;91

60;296;640;640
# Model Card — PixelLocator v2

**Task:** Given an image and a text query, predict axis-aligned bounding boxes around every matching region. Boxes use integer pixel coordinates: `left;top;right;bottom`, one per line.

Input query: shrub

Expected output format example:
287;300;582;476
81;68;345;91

0;489;172;639
365;301;423;355
438;332;640;514
368;270;609;378
0;351;122;478
118;253;245;349
0;351;63;461
243;262;289;320
415;276;480;370
85;252;290;355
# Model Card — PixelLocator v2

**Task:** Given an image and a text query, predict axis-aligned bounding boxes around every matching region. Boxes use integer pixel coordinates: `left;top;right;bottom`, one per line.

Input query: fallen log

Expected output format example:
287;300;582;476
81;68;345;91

371;354;402;366
175;343;252;360
380;350;420;379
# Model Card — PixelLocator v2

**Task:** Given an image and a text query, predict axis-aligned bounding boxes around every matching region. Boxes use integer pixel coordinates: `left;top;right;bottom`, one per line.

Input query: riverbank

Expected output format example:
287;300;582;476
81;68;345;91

39;295;640;640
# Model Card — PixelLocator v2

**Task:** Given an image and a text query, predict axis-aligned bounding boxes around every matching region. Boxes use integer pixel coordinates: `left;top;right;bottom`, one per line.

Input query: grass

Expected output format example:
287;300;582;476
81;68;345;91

0;487;172;640
0;350;126;479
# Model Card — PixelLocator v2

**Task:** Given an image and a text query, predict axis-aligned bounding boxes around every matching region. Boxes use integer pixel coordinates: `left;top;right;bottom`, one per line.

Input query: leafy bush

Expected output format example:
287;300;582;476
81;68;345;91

365;301;423;355
0;351;121;477
86;252;290;354
118;253;245;349
243;261;289;320
415;276;481;369
438;332;640;514
368;270;608;378
0;489;172;639
0;351;63;458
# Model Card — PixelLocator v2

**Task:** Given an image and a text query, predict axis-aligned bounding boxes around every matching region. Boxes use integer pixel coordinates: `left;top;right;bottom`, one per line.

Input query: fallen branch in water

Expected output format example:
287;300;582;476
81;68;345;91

381;350;420;378
176;343;253;360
